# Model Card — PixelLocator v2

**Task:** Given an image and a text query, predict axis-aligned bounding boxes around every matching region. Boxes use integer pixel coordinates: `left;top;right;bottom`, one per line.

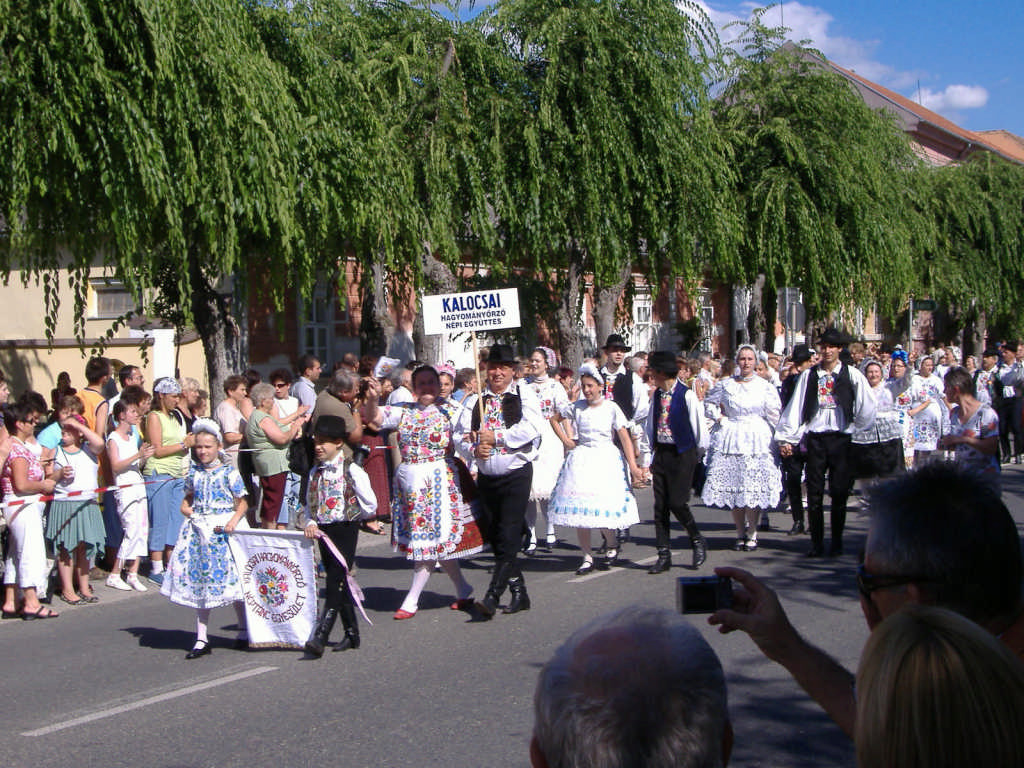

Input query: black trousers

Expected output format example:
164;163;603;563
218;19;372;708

651;445;698;549
803;432;853;549
996;398;1022;459
780;451;806;524
317;521;359;611
477;463;533;569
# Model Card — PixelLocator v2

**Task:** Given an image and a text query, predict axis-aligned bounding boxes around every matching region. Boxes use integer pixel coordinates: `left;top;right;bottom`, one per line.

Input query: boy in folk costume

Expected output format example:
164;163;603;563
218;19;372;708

301;416;377;657
643;351;708;572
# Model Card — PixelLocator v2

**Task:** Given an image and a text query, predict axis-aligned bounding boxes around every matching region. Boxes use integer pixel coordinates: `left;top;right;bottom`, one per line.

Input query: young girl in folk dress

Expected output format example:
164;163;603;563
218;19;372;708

364;366;484;619
161;419;249;659
105;400;155;591
548;364;643;575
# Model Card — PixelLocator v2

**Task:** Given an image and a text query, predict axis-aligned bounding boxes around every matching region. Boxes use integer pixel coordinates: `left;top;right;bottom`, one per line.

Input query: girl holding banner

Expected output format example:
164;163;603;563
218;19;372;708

364;366;484;619
161;419;250;659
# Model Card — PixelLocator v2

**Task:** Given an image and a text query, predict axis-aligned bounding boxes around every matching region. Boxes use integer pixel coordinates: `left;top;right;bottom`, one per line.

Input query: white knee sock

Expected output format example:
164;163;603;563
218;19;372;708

195;608;211;645
439;560;472;600
399;562;433;613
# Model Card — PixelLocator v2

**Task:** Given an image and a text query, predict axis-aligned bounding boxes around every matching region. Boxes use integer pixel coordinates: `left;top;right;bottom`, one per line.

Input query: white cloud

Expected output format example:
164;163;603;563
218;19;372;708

698;1;988;114
917;84;989;112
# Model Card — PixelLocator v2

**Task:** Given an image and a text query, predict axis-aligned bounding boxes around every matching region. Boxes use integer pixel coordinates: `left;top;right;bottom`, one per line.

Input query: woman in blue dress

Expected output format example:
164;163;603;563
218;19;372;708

161;419;250;659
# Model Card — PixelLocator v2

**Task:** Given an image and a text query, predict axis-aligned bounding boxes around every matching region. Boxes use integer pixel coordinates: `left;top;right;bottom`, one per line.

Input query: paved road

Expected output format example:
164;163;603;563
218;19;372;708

4;467;1024;768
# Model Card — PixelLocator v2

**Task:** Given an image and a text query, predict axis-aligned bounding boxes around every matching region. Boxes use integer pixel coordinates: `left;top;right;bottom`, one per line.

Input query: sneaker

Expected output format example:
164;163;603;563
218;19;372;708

106;575;132;591
147;572;164;586
126;574;148;592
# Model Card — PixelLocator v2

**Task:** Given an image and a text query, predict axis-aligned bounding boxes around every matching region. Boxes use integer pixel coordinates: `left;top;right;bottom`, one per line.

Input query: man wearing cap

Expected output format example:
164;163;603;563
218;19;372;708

775;328;875;557
644;351;708;572
457;344;545;617
778;344;814;536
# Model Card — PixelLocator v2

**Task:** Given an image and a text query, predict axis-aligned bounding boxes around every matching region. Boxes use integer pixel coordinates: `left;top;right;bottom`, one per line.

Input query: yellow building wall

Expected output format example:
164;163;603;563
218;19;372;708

0;266;209;399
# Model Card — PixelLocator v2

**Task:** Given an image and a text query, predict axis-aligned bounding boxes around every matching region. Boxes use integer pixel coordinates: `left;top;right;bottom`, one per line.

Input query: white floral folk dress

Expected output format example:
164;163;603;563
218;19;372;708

702;376;782;510
547;400;640;530
161;461;249;609
379;402;485;561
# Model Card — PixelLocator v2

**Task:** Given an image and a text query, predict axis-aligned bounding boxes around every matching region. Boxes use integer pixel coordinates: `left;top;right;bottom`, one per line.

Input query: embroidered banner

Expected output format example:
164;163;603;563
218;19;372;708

227;530;318;649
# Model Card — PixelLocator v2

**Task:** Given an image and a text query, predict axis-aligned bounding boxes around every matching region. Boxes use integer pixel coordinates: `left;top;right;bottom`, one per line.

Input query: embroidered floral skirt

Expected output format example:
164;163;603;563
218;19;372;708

391;458;485;561
161;512;248;609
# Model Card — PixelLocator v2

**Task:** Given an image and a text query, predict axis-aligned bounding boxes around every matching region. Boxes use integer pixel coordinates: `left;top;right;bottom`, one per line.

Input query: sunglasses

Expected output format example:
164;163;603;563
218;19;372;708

855;563;932;601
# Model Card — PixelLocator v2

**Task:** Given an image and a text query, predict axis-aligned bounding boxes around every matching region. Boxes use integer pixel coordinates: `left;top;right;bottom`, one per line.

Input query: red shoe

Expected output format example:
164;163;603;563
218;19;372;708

450;598;475;611
393;609;416;620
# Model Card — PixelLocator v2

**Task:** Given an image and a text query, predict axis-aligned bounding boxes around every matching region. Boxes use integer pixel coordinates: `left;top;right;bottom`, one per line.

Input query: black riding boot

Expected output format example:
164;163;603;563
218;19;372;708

648;548;672;574
476;561;512;619
685;522;707;568
332;602;360;652
304;607;337;658
503;574;531;614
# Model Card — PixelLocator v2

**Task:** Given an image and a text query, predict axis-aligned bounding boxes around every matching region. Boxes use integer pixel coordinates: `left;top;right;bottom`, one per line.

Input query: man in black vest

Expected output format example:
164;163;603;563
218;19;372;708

992;341;1024;463
600;334;649;543
458;345;545;618
644;351;708;572
778;344;814;536
775;328;875;557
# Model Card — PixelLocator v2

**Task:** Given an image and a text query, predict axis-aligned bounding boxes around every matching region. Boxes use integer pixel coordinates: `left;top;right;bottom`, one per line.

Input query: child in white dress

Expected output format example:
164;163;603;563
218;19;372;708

105;400;155;591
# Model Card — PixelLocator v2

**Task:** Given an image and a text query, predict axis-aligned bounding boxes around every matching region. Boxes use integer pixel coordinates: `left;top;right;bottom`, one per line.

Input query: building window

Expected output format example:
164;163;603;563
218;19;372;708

632;286;653;351
299;276;349;369
698;289;715;352
88;279;139;319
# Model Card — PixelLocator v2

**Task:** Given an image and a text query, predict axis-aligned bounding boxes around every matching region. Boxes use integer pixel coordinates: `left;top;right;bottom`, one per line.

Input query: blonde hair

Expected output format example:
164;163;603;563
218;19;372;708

855;604;1024;768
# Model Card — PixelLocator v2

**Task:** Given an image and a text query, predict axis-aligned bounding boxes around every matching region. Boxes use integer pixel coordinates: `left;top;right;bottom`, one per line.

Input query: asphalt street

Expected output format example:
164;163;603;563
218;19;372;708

4;465;1024;768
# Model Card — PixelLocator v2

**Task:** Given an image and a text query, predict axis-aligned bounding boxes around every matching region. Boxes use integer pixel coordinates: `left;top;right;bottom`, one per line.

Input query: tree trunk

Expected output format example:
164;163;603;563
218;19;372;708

360;259;395;357
556;250;587;371
189;262;243;408
731;285;751;349
964;306;987;359
592;262;632;351
747;273;767;350
413;247;458;363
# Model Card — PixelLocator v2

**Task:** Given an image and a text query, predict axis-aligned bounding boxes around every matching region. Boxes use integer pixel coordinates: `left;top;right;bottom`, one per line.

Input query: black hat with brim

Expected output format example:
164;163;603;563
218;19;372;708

648;350;679;376
818;327;852;348
485;344;517;365
603;333;631;351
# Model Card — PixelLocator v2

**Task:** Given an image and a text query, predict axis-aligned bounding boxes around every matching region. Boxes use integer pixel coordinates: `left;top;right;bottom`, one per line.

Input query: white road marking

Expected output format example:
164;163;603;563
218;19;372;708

567;554;659;583
21;665;278;737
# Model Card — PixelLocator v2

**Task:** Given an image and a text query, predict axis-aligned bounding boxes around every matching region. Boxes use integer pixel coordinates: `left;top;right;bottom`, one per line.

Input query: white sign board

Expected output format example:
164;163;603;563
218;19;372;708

422;288;521;335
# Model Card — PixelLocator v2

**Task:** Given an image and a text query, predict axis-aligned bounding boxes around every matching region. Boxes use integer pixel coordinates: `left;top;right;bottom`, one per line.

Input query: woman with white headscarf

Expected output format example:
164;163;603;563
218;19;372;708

908;356;949;466
851;360;905;480
702;344;782;552
548;363;643;575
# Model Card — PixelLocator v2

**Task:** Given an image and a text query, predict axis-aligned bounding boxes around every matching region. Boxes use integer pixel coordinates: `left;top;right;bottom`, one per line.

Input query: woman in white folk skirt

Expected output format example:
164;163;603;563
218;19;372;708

548;364;643;575
523;346;570;553
702;345;782;552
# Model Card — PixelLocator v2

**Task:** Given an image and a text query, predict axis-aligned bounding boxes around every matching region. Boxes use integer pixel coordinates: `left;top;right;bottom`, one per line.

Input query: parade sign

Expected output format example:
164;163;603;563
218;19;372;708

228;529;318;649
422;288;521;335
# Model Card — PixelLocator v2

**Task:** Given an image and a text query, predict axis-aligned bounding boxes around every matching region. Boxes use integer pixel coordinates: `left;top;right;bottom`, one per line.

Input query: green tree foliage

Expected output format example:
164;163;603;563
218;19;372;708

713;11;926;333
1;0;312;386
481;0;739;364
918;154;1024;339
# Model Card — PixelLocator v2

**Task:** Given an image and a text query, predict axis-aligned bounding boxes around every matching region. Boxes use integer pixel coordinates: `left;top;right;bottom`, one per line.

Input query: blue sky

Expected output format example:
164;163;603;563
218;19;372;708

701;1;1024;135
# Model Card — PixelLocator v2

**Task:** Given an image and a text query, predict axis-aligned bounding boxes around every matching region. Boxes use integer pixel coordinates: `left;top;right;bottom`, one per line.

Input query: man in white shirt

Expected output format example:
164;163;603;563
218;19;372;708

457;345;544;618
974;348;999;406
386;366;415;406
776;328;875;557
